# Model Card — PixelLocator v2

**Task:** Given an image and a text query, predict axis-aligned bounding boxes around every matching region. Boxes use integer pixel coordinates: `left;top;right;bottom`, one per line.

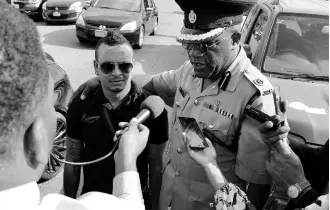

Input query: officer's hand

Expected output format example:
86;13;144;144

183;132;217;168
258;100;290;150
114;118;150;174
265;144;306;187
73;77;100;101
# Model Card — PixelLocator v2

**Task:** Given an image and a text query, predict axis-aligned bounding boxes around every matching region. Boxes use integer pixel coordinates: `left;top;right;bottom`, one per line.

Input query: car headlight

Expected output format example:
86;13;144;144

69;2;83;12
42;2;47;10
76;14;85;26
120;21;137;32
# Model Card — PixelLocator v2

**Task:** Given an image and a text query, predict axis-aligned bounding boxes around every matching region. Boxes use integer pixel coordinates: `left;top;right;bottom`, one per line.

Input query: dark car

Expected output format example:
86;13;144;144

76;0;158;49
41;0;86;24
40;53;73;181
12;0;48;20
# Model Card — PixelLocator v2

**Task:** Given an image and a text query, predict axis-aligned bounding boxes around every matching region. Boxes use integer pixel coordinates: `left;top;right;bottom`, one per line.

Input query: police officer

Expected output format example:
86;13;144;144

76;0;277;209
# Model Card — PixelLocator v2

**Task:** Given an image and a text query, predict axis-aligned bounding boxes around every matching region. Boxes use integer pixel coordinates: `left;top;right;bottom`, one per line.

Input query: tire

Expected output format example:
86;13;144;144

40;112;67;181
150;19;158;36
134;26;145;49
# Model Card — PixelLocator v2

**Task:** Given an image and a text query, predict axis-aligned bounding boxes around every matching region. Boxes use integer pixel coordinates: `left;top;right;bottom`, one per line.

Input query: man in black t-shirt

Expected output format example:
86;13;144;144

64;30;168;210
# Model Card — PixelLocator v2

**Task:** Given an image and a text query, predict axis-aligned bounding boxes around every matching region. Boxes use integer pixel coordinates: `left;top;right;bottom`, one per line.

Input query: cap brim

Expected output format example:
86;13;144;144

176;27;225;44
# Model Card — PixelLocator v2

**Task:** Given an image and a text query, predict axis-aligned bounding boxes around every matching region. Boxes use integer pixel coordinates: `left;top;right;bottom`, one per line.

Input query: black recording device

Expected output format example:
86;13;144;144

245;86;283;130
178;117;208;149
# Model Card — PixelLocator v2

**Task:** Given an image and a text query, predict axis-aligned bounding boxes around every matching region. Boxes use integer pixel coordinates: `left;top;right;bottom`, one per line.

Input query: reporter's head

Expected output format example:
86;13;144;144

0;2;57;189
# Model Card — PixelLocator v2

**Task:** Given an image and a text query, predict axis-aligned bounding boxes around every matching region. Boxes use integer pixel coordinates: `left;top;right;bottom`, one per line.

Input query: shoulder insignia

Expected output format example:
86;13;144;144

243;66;273;96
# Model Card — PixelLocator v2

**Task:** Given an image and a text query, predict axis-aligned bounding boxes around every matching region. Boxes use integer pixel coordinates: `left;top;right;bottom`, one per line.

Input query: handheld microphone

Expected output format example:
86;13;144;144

135;95;165;124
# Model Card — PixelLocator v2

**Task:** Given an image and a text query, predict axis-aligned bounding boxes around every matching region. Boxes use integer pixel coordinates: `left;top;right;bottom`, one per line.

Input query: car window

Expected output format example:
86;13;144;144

94;0;141;12
248;10;268;59
264;14;329;77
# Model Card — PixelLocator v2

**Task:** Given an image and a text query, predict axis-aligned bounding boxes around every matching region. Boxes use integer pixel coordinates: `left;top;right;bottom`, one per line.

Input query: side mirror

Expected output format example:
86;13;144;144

146;7;153;12
241;44;252;60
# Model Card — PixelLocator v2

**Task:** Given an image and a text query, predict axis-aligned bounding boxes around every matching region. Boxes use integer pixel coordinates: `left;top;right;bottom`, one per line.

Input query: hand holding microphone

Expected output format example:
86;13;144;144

114;96;165;174
114;118;150;175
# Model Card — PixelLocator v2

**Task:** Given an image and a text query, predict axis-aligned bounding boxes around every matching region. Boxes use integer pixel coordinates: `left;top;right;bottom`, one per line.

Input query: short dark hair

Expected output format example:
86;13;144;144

0;2;49;162
95;29;132;61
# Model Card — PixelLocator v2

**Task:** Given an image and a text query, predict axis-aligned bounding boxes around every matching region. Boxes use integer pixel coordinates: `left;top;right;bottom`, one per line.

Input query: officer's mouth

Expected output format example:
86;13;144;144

191;62;206;70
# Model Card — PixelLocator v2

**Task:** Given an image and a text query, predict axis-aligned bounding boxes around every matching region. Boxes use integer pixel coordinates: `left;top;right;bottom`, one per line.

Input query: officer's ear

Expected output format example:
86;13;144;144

231;32;241;46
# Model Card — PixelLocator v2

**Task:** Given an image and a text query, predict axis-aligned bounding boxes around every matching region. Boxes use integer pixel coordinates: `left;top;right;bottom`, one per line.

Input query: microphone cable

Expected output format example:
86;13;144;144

51;141;118;166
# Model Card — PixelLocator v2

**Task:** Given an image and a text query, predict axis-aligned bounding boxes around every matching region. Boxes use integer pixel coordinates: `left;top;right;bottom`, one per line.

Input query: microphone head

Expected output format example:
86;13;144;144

140;96;165;119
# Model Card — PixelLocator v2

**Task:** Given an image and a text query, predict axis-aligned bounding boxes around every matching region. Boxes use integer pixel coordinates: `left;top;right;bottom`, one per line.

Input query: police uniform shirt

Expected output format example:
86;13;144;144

152;47;276;210
66;81;168;206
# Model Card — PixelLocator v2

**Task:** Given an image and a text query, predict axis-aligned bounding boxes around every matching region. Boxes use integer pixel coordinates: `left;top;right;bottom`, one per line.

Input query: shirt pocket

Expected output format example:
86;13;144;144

173;94;190;124
198;107;234;136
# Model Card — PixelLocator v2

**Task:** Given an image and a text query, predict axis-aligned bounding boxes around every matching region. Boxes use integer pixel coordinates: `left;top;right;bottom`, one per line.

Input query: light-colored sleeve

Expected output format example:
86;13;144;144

77;172;145;210
305;194;329;210
214;183;252;210
235;94;276;184
152;61;188;99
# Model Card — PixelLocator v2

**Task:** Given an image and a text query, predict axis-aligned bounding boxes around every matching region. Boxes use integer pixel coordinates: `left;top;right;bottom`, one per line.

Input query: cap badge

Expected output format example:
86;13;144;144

188;10;197;24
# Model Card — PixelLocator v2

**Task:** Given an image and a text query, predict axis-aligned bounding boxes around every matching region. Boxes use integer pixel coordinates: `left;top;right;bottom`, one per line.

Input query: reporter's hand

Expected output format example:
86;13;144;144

265;144;306;187
183;132;217;168
114;118;150;174
258;100;290;151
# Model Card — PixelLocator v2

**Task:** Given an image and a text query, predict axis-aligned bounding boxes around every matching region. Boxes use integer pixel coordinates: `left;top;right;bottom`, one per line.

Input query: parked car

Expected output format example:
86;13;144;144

40;53;73;181
240;0;328;207
11;0;47;20
76;0;158;49
241;0;329;147
42;0;86;24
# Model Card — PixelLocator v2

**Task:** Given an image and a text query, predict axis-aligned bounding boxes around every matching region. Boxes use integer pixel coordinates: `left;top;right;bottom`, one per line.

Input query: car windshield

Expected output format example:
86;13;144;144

263;14;329;78
93;0;141;12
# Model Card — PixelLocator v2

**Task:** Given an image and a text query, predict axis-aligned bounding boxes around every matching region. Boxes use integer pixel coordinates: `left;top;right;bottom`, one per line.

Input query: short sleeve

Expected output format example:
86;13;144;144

145;108;169;144
66;91;84;140
152;61;188;99
235;94;276;184
214;183;252;210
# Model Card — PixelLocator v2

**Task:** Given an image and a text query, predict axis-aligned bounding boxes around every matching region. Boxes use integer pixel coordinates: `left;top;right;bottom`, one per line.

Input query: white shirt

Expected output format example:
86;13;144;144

0;171;145;210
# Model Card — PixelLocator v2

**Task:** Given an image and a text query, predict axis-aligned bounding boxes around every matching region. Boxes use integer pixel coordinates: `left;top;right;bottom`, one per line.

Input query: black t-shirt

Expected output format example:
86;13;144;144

66;81;168;197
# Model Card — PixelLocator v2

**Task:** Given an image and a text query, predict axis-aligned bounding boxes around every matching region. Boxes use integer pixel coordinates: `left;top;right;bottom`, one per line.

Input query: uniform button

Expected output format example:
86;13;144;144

194;99;199;106
211;86;215;89
175;171;180;176
175;101;179;105
208;124;214;129
177;148;183;154
209;203;214;208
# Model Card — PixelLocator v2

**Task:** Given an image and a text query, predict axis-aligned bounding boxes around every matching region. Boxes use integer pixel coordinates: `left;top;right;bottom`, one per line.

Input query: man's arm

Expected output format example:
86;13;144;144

63;136;83;198
148;142;167;210
235;93;276;209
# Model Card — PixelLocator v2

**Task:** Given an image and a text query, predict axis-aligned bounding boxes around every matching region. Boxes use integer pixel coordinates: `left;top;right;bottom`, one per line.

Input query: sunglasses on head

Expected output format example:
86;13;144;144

96;60;134;74
182;40;221;54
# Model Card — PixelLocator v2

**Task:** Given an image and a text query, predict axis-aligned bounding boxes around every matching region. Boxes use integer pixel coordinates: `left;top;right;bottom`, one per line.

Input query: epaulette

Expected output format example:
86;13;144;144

243;67;274;97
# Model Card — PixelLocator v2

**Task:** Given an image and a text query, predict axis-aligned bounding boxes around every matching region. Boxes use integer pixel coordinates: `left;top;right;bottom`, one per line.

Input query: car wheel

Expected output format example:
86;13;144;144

40;112;67;181
134;26;145;49
150;19;158;36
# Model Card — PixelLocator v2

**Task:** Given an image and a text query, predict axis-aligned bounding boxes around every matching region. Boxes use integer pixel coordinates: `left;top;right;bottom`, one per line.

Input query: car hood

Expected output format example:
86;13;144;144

84;7;140;27
46;0;81;7
269;77;329;145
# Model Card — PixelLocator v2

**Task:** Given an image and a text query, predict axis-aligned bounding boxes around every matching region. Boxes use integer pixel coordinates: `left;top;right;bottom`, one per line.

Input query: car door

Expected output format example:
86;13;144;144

243;5;272;68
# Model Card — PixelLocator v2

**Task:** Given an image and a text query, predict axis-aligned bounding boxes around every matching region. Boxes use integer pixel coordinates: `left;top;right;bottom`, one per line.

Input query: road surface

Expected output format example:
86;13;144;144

37;0;186;197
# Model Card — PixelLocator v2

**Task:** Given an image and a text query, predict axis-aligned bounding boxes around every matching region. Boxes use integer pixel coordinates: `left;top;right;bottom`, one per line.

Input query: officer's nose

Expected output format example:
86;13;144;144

188;45;203;57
